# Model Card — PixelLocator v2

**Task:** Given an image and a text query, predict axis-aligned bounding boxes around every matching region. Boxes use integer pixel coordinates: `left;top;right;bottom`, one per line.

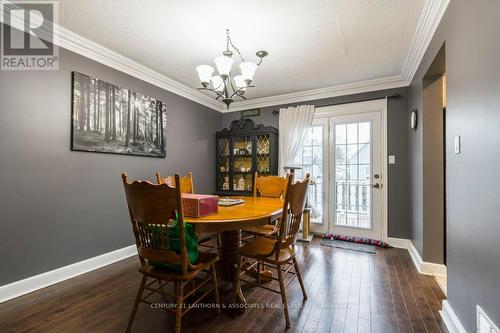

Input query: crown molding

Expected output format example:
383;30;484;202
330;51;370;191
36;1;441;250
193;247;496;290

55;26;225;112
225;74;407;112
401;0;450;83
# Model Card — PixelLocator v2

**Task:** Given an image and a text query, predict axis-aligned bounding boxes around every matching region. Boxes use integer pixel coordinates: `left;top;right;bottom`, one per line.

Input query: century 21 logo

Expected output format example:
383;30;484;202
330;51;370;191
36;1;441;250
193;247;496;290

2;2;54;56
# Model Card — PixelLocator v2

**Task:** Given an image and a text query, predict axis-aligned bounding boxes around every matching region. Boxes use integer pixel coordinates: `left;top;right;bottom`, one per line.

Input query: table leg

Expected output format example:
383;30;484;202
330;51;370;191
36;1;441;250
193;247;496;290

219;230;246;307
220;230;241;282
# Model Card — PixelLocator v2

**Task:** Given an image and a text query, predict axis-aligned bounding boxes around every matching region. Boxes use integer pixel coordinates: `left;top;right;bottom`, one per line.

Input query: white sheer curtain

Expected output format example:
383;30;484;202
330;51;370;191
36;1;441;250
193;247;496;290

278;105;315;175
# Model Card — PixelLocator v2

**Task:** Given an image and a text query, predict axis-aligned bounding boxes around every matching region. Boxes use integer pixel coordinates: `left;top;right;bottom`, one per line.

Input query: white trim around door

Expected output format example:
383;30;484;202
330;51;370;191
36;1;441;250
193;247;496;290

313;99;388;241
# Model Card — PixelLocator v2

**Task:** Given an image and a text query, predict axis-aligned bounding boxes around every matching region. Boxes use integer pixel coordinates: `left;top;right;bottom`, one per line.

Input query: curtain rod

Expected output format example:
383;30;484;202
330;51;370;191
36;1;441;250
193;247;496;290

271;93;401;115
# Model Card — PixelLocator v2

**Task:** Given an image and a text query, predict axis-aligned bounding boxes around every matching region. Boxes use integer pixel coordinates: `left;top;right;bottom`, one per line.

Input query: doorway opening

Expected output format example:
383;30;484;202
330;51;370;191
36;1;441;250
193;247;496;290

422;43;447;293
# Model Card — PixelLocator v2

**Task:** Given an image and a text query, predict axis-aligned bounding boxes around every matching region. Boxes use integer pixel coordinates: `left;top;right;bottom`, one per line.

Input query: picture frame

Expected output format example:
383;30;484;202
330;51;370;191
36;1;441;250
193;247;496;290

71;71;167;157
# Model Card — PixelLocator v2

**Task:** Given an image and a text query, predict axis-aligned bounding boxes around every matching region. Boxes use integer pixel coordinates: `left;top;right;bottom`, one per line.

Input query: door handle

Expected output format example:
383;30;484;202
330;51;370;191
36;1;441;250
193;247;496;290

373;183;382;189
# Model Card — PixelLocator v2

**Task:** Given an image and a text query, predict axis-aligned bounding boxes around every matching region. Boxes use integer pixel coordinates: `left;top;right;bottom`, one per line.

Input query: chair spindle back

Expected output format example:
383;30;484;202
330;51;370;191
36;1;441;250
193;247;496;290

156;171;194;194
275;173;310;259
122;173;189;274
253;172;288;198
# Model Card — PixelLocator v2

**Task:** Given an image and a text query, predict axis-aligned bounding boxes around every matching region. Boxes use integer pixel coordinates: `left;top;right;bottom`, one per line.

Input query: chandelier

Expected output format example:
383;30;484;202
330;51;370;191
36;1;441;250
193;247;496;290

195;29;268;108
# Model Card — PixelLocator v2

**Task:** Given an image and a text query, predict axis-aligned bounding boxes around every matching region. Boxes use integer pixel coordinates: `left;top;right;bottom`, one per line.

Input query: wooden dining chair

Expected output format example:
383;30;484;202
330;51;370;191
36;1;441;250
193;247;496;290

156;171;220;254
242;172;288;238
156;171;194;194
123;173;220;333
234;173;310;328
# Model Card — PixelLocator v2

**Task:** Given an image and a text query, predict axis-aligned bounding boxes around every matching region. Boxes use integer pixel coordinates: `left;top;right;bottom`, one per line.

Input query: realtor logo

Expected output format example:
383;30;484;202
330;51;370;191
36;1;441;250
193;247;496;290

1;0;59;70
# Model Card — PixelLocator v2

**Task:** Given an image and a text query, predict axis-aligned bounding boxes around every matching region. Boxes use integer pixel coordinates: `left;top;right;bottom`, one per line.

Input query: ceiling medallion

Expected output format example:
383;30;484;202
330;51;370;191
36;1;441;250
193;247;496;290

195;29;268;108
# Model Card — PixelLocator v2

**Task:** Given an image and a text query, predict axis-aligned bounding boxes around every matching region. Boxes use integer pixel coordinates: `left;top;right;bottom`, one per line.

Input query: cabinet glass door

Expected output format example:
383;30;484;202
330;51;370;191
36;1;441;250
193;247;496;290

256;134;271;176
217;137;230;191
231;135;254;193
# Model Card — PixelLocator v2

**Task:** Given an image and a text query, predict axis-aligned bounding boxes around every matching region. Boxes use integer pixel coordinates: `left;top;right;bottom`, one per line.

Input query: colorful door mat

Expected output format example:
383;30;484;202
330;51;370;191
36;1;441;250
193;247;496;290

320;238;377;253
321;234;391;248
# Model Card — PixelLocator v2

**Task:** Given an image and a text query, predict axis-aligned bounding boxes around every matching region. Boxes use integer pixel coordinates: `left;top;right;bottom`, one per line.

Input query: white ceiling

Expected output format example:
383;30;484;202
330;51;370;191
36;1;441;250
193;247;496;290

58;0;426;102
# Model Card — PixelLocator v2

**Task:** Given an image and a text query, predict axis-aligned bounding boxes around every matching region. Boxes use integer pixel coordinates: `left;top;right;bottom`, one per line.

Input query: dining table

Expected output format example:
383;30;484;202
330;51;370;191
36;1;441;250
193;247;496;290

185;196;283;288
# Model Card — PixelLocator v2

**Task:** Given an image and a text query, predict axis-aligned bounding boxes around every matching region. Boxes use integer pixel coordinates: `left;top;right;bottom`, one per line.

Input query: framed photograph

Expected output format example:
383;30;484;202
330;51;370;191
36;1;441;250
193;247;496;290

71;71;167;157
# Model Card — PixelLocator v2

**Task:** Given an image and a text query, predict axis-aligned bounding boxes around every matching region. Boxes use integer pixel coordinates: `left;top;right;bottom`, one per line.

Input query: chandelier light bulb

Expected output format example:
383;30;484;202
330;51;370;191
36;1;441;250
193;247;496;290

196;65;214;87
214;55;233;78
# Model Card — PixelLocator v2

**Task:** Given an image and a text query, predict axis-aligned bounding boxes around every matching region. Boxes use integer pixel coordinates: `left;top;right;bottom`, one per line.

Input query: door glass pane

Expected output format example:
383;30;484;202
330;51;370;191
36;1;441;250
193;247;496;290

296;125;324;224
358;122;370;144
335;124;347;144
335;145;346;164
334;121;372;229
358;144;370;164
346;123;357;144
346;144;358;164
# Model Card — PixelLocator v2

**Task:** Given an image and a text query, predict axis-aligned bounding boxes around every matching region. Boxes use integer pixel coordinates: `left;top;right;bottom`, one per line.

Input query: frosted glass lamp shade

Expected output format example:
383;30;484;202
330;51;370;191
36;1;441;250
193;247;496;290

211;75;224;93
214;56;233;77
233;75;248;90
196;65;214;86
239;61;258;81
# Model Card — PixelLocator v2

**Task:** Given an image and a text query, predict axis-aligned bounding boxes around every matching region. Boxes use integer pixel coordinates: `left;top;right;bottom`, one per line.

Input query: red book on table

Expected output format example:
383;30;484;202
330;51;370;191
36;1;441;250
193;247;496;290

181;193;219;217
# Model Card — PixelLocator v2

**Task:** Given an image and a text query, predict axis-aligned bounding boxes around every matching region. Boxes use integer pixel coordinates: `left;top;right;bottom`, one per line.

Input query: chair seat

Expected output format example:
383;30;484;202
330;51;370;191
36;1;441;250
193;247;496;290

139;252;218;281
242;224;279;237
237;237;297;264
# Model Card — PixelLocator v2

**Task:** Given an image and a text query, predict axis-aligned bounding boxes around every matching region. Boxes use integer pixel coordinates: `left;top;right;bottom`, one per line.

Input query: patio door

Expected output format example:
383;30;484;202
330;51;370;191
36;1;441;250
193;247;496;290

330;111;383;240
299;100;386;240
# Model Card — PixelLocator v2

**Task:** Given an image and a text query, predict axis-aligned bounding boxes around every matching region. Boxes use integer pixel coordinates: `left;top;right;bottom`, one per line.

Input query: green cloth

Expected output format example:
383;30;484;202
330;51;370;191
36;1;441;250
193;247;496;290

147;217;199;271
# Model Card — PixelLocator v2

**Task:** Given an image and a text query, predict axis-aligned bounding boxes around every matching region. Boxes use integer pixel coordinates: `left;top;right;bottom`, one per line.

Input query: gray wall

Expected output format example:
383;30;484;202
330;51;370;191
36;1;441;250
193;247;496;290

422;75;445;264
409;46;446;263
0;43;221;285
408;0;500;330
223;87;410;238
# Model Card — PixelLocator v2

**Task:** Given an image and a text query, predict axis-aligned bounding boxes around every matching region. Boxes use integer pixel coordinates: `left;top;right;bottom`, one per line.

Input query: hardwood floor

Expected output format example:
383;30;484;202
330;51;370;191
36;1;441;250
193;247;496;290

0;239;448;333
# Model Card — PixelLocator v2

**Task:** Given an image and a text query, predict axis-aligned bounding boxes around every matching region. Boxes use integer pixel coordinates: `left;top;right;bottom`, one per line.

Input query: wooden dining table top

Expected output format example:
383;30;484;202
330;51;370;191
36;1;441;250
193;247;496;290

184;196;283;226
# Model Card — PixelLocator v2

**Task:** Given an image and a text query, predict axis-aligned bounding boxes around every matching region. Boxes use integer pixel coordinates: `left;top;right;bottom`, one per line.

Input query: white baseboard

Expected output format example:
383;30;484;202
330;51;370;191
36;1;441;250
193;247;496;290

385;237;411;249
421;261;447;277
440;300;467;333
0;245;136;303
407;241;447;277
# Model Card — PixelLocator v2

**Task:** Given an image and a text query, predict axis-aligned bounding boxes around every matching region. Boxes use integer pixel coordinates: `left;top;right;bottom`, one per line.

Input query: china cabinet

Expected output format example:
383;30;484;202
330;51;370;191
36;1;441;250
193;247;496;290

216;118;278;195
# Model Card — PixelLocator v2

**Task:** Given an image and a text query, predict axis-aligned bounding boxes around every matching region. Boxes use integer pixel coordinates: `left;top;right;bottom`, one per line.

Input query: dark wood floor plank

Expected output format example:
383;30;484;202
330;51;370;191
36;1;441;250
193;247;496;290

370;249;399;333
385;249;414;333
313;251;348;333
357;255;371;333
390;251;428;333
300;246;342;333
0;239;448;333
398;252;446;333
330;252;355;333
287;246;329;333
